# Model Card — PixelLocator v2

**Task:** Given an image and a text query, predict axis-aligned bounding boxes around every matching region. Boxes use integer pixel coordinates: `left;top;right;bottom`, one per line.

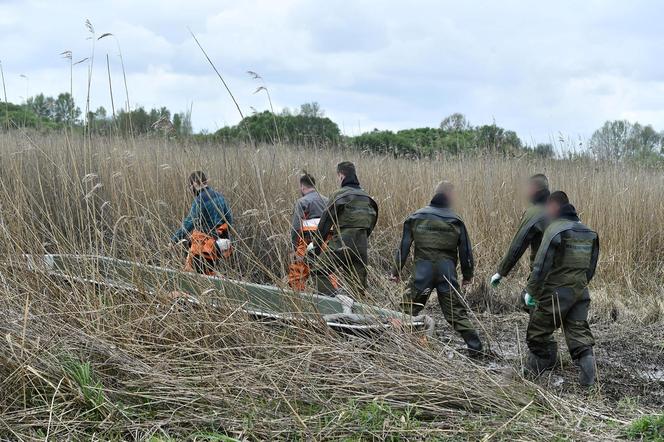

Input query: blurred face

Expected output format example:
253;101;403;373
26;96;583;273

525;180;539;201
337;172;344;186
546;200;561;219
189;180;206;194
446;188;456;206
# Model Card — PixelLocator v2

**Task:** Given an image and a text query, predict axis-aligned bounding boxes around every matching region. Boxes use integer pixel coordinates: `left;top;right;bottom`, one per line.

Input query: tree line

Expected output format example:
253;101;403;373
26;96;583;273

2;93;663;162
0;92;193;137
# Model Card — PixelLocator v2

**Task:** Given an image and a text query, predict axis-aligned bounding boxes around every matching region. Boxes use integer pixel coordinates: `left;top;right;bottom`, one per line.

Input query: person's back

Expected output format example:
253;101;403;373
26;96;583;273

171;171;233;275
288;173;328;291
325;184;377;260
297;190;328;219
314;162;378;297
392;181;481;355
525;191;599;386
410;207;464;264
191;187;233;237
536;218;598;295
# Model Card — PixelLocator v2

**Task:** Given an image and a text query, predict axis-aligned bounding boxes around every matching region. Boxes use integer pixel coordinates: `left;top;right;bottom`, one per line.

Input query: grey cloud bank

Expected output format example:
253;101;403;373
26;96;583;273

1;0;663;142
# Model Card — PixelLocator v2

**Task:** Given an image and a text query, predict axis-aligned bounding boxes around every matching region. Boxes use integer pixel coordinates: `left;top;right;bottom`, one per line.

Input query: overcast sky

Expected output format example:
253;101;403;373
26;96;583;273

1;0;663;143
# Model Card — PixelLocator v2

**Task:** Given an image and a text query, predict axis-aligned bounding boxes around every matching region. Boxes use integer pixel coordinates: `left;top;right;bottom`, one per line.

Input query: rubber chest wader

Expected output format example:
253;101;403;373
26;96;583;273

316;187;377;298
527;219;598;362
400;206;480;349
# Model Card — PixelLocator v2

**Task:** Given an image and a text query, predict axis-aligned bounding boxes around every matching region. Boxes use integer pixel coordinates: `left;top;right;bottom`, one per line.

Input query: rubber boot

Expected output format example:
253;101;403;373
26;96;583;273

526;350;557;377
577;352;596;387
461;331;484;358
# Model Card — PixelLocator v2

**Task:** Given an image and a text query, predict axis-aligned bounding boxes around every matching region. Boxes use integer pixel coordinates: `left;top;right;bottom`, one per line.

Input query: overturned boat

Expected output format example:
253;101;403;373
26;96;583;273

25;254;433;336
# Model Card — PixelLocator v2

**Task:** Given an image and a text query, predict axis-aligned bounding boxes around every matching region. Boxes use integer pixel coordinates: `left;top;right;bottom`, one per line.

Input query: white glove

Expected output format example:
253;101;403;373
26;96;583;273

490;273;502;287
523;292;536;307
216;238;231;252
306;242;315;253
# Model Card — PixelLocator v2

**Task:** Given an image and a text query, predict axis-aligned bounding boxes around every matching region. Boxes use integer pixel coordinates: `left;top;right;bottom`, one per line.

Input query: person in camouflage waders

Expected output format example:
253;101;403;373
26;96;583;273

490;174;550;301
311;162;378;298
391;181;482;355
525;191;600;386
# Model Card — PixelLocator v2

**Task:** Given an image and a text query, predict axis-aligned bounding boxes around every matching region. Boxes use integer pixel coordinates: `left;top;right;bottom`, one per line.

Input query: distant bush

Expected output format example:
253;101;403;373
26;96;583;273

0;102;42;129
349;116;527;157
523;143;556;158
350;130;417;156
213;104;341;145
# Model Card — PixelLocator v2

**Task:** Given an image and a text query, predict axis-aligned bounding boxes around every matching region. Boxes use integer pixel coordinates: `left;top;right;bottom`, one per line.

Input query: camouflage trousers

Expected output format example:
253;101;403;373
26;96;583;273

400;260;476;335
313;249;368;298
527;287;595;360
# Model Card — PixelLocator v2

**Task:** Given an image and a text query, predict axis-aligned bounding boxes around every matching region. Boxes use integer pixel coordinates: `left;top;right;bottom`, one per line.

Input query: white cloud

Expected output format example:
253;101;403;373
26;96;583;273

1;0;664;141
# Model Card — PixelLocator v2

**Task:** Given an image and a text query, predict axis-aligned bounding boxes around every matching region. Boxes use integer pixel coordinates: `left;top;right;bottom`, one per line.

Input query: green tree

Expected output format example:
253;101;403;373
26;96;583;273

214;104;340;145
351;130;416;156
53;93;80;124
0;102;40;129
299;102;324;118
589;120;663;161
173;113;182;134
173;109;193;136
474;124;522;153
440;113;470;132
27;93;55;120
94;106;107;119
532;143;555;158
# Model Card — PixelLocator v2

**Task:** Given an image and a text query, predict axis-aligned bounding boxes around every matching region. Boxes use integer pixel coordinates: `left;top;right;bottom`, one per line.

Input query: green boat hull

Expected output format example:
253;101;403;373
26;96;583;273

26;255;433;335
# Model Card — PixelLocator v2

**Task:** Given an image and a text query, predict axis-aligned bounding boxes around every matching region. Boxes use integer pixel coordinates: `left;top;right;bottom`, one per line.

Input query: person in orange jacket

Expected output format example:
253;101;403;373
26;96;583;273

172;171;233;276
288;173;328;290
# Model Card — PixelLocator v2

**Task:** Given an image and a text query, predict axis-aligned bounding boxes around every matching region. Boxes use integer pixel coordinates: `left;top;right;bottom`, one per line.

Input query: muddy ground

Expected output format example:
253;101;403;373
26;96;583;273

422;301;664;412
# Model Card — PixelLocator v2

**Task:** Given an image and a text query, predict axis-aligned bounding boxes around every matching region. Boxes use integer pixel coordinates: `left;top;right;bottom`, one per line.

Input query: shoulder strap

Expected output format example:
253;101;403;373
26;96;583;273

539;219;593;252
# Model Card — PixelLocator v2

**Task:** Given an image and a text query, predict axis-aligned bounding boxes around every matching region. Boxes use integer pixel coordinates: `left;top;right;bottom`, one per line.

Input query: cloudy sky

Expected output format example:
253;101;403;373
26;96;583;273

1;0;663;142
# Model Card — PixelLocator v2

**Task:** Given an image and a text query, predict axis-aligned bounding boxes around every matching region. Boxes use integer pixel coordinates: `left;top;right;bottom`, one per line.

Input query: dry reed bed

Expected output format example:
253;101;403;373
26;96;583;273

0;132;662;321
0;132;661;439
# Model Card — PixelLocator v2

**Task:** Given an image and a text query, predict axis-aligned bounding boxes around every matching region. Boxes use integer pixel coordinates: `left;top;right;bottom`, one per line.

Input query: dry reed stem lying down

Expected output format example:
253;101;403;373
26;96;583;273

0;132;661;439
0;272;623;440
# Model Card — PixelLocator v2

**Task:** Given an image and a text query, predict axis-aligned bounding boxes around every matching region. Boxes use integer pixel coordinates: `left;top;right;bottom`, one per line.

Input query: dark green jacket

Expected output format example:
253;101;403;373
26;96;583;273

315;185;378;259
526;207;599;298
395;204;474;281
496;197;548;277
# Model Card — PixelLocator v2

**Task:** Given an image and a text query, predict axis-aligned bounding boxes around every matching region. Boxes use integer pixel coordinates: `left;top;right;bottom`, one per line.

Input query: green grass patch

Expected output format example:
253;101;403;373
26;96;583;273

626;414;664;441
61;356;110;419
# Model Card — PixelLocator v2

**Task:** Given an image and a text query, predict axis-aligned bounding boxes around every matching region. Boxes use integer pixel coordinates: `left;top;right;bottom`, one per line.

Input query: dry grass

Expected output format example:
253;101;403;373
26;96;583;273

0;131;662;440
1;132;662;320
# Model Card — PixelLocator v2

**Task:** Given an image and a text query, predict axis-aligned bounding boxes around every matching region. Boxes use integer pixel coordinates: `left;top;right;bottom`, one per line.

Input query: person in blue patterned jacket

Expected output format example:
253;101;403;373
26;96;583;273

172;171;233;275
